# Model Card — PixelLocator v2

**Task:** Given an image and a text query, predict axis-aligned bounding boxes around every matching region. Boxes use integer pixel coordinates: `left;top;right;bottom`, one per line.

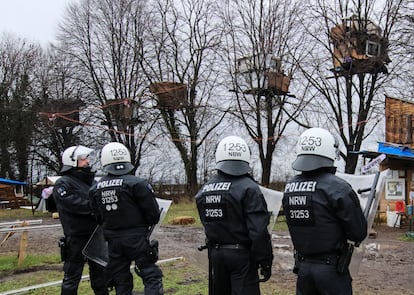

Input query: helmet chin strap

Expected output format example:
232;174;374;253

70;146;79;166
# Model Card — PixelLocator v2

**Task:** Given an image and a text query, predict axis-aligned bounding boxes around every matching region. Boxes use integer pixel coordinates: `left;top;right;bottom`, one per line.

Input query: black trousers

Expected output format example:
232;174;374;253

61;235;108;295
107;234;163;295
210;247;260;295
296;261;352;295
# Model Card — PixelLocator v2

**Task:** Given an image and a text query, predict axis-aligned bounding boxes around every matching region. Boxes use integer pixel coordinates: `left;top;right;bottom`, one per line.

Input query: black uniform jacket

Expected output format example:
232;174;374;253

196;172;273;264
89;174;160;239
282;170;368;256
53;171;98;236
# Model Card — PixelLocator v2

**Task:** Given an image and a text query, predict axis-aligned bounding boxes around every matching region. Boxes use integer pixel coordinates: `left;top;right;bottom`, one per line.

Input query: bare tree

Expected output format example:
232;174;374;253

391;0;414;98
299;0;405;174
56;0;159;173
31;47;98;178
0;35;41;181
142;0;228;197
219;0;310;185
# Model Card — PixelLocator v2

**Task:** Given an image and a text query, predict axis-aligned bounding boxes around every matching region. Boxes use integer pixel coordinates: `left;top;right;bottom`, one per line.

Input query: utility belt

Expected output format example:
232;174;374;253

212;243;249;250
297;253;339;265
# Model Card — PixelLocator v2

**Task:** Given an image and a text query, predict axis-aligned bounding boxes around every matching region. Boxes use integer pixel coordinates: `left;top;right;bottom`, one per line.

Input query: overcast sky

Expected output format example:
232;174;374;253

0;0;79;46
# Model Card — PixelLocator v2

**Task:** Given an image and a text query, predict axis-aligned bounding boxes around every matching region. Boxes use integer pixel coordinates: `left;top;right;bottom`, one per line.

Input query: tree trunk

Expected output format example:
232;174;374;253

345;152;359;174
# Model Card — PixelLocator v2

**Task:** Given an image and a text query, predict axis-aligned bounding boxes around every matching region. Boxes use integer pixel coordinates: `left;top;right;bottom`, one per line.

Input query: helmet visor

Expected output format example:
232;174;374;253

292;154;334;172
72;146;94;160
103;162;134;175
216;160;251;176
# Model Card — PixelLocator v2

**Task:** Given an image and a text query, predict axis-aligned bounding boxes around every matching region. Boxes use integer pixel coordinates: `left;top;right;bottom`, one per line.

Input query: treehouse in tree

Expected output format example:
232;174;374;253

43;99;84;128
149;82;188;110
103;98;141;125
236;54;291;96
330;15;390;76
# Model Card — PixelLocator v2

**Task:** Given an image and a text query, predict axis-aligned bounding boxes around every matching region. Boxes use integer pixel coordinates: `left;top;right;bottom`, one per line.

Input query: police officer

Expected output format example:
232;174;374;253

195;135;273;295
53;145;108;295
282;128;367;295
89;142;164;295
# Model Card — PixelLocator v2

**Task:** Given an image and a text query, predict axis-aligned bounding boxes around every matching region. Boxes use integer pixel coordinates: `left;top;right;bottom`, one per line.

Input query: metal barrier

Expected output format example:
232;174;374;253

0;223;61;234
0;221;63;267
0;219;43;228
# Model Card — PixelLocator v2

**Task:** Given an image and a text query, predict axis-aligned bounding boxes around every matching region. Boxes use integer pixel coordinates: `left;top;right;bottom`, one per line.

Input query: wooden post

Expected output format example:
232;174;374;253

17;221;29;266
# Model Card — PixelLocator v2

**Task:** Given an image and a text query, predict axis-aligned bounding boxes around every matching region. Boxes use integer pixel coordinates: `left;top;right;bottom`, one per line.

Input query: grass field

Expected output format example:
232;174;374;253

0;202;290;294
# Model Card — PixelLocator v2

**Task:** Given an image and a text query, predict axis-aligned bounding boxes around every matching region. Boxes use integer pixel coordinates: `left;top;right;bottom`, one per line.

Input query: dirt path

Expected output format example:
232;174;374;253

158;225;414;295
1;219;413;294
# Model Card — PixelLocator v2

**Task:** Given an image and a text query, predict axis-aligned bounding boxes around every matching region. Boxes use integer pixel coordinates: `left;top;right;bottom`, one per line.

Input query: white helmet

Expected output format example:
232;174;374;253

61;145;94;173
292;127;339;172
215;136;251;176
101;142;134;175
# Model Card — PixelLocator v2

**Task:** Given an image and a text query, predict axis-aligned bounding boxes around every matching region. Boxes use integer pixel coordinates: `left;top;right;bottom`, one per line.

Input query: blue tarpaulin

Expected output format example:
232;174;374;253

377;142;414;158
0;177;27;186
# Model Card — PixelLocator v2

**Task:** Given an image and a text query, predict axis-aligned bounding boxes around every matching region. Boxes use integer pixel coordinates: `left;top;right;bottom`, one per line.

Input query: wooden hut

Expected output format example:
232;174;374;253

236;54;292;96
330;15;390;76
0;178;30;209
149;82;188;110
361;96;414;227
102;98;141;125
42;99;84;127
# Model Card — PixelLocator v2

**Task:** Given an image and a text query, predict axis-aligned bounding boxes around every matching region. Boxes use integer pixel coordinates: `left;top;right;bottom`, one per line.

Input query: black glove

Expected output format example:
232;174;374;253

258;263;272;282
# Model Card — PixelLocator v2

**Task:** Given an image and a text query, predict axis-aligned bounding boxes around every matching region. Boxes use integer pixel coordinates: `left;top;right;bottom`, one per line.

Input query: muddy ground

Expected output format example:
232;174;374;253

0;218;413;294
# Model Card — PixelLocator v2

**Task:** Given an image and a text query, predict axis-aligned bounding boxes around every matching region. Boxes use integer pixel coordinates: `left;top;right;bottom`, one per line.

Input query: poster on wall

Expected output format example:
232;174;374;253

385;179;405;200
